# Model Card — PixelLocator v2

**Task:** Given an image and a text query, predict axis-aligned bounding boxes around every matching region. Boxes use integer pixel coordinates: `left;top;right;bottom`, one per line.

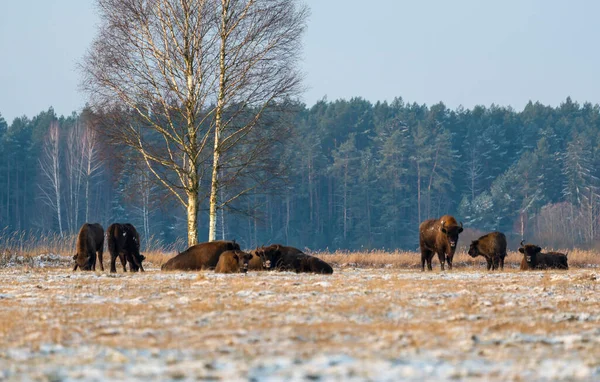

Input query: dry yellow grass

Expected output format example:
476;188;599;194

2;230;598;271
311;248;598;269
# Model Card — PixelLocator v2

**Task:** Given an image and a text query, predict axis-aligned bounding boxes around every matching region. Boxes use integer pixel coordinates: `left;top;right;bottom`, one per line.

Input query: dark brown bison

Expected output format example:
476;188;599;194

519;241;568;270
161;240;240;271
256;244;333;274
419;215;463;271
214;250;254;274
107;223;145;273
468;231;507;270
73;223;105;271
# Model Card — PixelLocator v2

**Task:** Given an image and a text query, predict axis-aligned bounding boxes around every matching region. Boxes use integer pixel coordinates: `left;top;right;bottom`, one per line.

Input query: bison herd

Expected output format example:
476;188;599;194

72;223;334;274
420;215;568;271
73;222;145;272
72;215;569;274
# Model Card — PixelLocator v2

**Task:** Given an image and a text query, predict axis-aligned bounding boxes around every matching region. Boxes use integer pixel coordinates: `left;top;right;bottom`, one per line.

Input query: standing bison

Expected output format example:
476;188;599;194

73;223;105;271
256;244;333;274
161;240;240;271
468;232;507;270
419;215;463;271
107;223;145;273
519;241;568;270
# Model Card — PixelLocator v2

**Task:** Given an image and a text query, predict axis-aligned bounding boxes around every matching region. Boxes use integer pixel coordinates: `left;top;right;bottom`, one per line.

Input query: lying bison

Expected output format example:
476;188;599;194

256;244;333;274
519;241;568;270
161;240;240;271
73;223;105;271
107;223;145;273
468;231;507;270
419;215;463;271
215;250;254;274
247;248;270;271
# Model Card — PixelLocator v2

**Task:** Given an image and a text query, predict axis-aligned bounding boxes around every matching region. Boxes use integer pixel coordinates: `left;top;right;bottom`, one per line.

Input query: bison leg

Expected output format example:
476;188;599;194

119;253;127;272
489;257;497;270
486;257;493;271
493;256;500;270
447;255;453;270
421;249;433;271
109;244;119;273
110;255;117;273
437;252;446;271
97;249;104;272
500;255;505;271
73;263;78;271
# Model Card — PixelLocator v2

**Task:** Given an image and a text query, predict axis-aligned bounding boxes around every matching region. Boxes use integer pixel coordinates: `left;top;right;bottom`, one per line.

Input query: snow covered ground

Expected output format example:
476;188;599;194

0;258;598;381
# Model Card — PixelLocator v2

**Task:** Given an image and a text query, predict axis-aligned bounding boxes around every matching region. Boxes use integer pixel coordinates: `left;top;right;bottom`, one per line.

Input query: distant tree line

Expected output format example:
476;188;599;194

1;96;599;251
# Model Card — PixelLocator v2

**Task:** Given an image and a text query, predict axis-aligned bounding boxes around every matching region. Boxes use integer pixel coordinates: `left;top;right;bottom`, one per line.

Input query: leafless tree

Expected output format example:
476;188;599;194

81;0;307;245
130;167;157;239
81;124;105;223
207;0;308;240
64;119;85;233
39;121;64;236
463;146;483;202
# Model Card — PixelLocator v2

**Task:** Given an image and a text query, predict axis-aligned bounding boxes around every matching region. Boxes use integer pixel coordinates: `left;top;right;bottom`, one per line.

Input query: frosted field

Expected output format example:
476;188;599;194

0;256;599;381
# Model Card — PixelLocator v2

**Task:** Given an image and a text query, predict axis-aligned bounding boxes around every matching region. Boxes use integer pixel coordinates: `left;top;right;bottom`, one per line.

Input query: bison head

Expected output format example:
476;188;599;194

129;253;146;272
254;247;269;269
256;245;281;270
74;252;94;271
441;220;463;249
518;240;541;265
235;251;254;273
467;240;480;258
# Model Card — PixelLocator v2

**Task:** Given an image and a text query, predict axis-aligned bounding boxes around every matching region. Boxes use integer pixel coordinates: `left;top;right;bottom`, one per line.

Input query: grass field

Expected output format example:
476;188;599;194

0;250;599;380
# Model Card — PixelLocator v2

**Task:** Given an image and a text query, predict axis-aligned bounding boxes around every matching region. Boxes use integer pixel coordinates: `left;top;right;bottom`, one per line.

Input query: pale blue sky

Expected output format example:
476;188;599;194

1;0;600;123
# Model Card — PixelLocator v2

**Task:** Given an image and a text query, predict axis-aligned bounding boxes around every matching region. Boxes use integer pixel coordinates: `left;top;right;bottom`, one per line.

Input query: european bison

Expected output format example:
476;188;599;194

73;223;105;271
161;240;240;271
419;215;463;271
468;231;507;270
214;250;254;274
247;248;269;271
256;244;333;274
519;241;568;270
107;223;145;273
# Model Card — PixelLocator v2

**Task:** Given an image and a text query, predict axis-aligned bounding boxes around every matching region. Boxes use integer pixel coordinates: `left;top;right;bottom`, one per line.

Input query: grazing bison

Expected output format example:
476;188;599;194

519;241;568;270
73;223;105;271
161;240;240;271
419;215;463;271
468;232;507;270
215;250;254;274
107;223;145;273
257;244;333;274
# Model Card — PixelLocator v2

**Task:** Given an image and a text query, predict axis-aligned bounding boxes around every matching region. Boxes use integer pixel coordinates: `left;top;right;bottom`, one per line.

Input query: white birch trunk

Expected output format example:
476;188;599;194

208;0;229;242
219;188;225;241
40;122;63;237
187;190;199;246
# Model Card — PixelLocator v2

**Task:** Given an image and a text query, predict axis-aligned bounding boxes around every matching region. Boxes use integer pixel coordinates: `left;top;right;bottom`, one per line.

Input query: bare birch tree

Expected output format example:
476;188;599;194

65;119;85;232
208;0;308;240
81;124;104;223
131;167;156;239
81;0;217;246
39;121;64;236
81;0;307;245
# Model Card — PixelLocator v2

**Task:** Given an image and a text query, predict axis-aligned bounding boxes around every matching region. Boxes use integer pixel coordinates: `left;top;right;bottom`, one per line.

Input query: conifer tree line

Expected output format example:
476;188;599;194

1;96;599;250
